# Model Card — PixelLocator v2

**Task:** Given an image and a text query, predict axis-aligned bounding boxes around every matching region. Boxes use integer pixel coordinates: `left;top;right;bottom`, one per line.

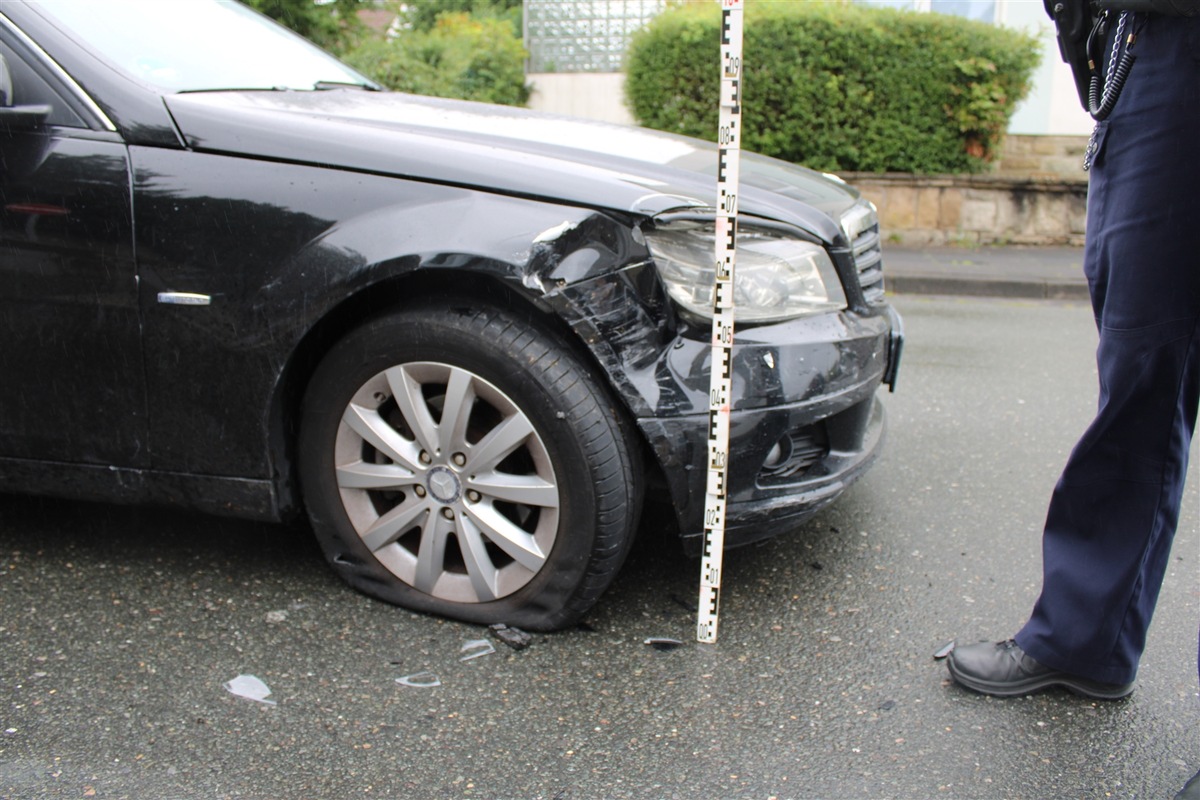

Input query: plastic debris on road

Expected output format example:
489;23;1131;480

459;639;496;661
933;641;956;660
396;671;442;688
489;623;532;650
224;674;277;705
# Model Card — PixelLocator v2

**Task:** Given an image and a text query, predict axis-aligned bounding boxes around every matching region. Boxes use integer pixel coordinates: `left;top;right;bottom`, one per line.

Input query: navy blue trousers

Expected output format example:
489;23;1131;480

1014;13;1200;686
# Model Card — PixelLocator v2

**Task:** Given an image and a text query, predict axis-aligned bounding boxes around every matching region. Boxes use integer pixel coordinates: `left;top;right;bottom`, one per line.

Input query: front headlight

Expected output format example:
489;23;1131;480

644;221;847;323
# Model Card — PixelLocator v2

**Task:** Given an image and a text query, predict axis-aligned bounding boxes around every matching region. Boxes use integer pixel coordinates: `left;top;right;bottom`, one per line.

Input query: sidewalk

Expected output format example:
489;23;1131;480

883;244;1088;300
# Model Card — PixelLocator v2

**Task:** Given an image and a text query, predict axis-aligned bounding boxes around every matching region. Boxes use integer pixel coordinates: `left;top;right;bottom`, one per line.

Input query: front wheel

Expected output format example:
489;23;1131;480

298;301;641;630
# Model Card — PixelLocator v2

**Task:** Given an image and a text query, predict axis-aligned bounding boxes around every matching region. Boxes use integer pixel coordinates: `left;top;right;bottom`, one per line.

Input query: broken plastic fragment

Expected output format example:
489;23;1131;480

224;674;277;705
459;639;496;661
644;637;684;651
489;623;532;650
933;640;956;660
396;671;441;688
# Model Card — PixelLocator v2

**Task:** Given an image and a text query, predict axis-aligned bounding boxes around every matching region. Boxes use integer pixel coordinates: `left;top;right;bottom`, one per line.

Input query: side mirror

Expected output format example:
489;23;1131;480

0;53;50;132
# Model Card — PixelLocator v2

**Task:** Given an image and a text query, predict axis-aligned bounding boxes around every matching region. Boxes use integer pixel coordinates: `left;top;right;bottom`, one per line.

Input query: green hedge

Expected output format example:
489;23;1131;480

246;0;364;53
625;2;1041;174
342;12;530;106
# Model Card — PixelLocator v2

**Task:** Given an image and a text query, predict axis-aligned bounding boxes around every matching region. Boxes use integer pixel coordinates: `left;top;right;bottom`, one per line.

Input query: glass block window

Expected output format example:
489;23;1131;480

524;0;668;73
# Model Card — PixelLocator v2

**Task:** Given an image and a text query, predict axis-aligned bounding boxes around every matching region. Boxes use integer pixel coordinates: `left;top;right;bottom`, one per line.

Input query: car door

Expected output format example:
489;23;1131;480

0;30;146;467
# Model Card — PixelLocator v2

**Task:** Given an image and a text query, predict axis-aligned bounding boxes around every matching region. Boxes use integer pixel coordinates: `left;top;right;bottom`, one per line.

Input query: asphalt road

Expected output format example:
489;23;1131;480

1;294;1198;800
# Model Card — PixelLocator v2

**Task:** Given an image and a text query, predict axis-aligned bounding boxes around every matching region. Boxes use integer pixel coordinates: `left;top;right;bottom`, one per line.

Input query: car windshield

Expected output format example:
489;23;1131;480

30;0;376;92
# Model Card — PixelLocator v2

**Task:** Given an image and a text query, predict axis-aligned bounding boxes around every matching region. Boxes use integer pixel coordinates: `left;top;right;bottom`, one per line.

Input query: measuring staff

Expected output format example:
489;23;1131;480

697;0;744;644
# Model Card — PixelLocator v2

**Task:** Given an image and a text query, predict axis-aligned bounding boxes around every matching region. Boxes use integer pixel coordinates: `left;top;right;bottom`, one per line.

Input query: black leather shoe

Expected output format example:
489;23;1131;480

1176;768;1200;800
946;639;1134;700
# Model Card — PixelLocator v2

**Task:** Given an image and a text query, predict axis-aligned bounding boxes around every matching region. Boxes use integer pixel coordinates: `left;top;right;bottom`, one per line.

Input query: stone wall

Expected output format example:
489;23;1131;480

843;172;1088;247
842;133;1091;246
993;133;1090;179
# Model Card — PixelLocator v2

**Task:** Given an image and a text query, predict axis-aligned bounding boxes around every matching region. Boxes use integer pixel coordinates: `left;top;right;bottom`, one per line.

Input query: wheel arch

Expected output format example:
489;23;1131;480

265;265;661;527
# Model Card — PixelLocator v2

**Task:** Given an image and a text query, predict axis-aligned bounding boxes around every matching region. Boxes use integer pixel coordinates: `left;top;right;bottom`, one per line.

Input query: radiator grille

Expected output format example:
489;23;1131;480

841;202;886;305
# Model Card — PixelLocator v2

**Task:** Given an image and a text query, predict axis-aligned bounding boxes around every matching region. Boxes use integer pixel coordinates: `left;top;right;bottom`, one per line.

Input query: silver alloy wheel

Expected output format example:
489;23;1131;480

333;361;560;603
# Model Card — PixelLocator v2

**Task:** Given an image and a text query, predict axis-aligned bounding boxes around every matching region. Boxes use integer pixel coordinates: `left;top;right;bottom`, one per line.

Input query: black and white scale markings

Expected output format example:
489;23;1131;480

697;0;743;644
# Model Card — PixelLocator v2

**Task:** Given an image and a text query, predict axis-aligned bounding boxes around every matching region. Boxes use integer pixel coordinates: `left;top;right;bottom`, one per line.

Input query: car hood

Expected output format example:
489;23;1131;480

163;90;859;241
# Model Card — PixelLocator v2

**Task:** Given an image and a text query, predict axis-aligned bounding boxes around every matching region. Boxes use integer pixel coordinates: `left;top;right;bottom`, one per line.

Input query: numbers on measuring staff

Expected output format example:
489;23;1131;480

719;123;738;146
720;192;737;215
724;54;741;78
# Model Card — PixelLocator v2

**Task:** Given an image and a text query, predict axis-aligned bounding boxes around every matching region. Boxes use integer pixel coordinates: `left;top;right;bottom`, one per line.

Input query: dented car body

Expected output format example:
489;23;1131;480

0;0;901;629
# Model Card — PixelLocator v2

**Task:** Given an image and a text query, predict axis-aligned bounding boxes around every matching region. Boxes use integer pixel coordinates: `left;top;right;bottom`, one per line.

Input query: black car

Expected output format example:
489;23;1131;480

0;0;902;630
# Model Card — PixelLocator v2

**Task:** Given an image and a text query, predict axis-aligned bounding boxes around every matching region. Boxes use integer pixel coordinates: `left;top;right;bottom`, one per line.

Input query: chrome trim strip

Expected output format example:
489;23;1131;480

158;292;212;306
0;11;118;132
839;200;876;243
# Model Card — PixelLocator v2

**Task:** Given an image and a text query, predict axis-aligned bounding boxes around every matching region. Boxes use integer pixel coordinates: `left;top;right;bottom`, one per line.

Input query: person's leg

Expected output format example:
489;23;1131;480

1015;11;1200;684
950;12;1200;694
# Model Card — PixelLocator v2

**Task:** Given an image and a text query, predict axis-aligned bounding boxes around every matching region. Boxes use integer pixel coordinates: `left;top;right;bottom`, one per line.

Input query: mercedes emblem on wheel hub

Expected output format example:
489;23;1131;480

426;465;463;504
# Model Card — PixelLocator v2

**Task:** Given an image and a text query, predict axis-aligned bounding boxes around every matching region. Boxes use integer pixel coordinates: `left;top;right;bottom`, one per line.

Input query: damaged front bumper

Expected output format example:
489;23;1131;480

542;224;903;553
638;305;901;553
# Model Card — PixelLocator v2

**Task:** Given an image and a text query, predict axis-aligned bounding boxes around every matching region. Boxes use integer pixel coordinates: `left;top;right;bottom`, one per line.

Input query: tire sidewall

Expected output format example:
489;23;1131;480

298;302;625;629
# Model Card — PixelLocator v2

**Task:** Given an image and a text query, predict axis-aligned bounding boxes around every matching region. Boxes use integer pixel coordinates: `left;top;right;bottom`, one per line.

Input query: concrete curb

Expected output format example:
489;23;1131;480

881;245;1089;300
887;275;1090;301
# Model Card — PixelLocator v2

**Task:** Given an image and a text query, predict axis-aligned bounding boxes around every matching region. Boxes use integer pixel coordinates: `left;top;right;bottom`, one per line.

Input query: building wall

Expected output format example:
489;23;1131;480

1001;1;1092;136
526;73;635;124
